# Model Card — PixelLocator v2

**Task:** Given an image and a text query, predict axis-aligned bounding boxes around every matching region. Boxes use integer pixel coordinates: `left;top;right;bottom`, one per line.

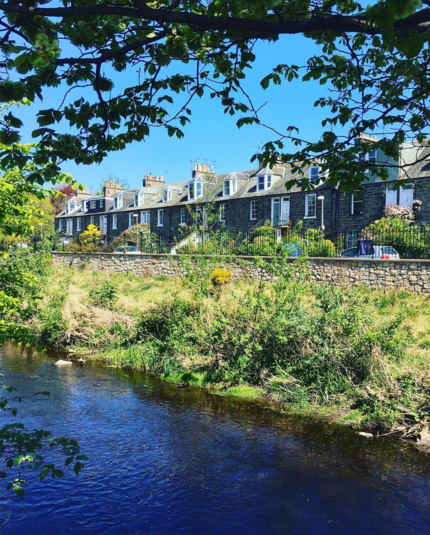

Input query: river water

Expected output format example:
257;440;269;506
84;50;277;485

0;343;429;535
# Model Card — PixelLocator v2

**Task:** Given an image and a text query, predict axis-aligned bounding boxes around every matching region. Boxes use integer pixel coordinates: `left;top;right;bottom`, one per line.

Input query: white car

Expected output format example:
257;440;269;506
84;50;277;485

114;246;140;254
340;245;400;259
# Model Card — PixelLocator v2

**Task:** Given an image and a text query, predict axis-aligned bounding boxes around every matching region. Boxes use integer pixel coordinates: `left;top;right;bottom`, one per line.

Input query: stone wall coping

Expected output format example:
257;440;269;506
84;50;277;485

51;251;430;265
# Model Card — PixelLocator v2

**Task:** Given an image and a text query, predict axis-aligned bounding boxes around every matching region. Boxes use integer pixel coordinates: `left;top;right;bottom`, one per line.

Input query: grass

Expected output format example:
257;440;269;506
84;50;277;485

34;264;430;436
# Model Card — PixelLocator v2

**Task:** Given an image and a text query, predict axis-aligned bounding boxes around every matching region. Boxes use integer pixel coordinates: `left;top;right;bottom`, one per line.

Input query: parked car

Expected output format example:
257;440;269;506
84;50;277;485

114;246;140;254
340;245;400;259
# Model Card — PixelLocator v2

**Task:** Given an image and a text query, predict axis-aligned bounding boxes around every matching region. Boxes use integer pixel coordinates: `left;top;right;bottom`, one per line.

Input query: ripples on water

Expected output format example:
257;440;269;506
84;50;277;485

1;343;430;535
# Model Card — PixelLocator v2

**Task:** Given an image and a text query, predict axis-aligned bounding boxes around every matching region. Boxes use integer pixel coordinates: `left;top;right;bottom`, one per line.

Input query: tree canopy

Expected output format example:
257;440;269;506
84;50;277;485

0;0;429;189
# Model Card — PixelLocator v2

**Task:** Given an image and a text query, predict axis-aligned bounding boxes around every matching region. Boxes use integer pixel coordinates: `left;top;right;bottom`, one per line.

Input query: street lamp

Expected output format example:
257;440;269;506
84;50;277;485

133;214;139;251
317;195;325;245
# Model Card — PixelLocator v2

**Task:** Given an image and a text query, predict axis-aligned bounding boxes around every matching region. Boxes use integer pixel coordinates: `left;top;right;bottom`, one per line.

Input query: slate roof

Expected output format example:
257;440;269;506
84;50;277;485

57;149;430;220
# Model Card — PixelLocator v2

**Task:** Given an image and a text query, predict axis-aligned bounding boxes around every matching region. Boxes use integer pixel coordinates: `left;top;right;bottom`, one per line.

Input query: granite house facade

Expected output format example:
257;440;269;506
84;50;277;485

55;140;430;248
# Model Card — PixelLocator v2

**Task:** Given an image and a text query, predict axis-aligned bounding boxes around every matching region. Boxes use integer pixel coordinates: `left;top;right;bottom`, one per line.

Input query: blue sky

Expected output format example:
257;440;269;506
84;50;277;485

17;34;330;191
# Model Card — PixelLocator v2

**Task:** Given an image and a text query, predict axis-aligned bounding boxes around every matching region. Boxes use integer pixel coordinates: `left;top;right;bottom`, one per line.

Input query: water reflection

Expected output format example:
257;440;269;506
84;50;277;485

1;343;429;535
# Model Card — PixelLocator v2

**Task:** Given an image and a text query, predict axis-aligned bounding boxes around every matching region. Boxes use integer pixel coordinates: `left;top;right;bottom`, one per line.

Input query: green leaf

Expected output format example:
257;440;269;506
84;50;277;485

13;485;25;498
39;467;50;481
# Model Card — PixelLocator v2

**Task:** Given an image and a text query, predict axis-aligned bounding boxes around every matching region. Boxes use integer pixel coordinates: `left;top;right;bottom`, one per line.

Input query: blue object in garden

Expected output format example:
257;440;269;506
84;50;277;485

283;242;301;256
358;239;374;256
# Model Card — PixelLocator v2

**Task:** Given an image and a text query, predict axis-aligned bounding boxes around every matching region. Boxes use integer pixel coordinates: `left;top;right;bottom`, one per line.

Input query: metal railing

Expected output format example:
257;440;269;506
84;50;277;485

173;225;430;259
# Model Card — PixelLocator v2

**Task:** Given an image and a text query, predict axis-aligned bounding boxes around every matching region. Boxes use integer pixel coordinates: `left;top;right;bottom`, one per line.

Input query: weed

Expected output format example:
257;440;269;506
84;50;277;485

89;281;118;309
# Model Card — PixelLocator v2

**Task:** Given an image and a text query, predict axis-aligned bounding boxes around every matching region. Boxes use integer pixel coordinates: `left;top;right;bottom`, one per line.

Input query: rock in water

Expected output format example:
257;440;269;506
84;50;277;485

55;360;72;366
358;432;373;439
416;427;430;453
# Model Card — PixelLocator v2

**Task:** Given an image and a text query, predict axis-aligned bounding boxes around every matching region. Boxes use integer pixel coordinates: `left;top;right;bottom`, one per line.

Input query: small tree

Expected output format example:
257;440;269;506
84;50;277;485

67;224;102;252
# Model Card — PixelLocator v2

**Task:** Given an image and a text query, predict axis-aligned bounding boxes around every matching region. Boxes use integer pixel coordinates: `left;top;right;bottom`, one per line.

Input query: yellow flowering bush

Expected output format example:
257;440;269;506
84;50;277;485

210;268;232;288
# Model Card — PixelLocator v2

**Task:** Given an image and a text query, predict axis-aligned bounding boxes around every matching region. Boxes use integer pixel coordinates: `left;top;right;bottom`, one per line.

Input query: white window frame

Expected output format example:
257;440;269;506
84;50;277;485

196;182;203;198
250;200;258;221
90;201;96;209
100;199;104;209
358;150;377;162
180;207;186;225
59;219;64;232
140;211;150;224
90;215;98;226
81;200;87;212
309;167;320;182
114;195;123;210
257;174;272;191
112;214;118;230
134;193;139;207
223;180;230;197
77;217;82;231
202;205;208;228
162;189;172;203
157;209;164;227
257;175;265;191
223;179;237;197
304;194;316;218
128;213;134;228
219;204;226;223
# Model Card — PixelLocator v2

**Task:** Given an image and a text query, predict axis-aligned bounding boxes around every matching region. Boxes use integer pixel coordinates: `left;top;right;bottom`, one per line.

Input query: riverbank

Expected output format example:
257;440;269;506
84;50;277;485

31;258;430;439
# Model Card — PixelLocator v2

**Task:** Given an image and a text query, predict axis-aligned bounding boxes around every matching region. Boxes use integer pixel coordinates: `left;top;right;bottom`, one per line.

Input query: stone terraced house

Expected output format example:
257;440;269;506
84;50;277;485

55;139;430;248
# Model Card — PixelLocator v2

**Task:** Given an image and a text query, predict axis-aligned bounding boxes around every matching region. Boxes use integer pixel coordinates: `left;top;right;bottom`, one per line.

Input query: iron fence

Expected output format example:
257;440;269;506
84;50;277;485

173;225;430;259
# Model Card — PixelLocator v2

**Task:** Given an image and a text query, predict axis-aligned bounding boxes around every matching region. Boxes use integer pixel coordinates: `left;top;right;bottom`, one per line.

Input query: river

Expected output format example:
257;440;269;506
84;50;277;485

0;343;429;534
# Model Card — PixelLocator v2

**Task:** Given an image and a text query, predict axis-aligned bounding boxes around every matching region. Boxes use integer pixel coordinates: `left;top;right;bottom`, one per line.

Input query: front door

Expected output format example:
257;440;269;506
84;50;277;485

271;198;280;226
100;215;107;234
280;197;290;225
399;185;414;207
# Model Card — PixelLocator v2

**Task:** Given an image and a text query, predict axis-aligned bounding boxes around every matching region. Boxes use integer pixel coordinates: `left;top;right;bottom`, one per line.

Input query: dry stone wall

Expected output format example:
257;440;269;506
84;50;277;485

52;252;430;294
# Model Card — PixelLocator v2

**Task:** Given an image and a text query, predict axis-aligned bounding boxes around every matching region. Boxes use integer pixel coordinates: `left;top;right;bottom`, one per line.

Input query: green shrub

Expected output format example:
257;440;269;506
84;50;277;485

89;280;118;309
39;293;67;348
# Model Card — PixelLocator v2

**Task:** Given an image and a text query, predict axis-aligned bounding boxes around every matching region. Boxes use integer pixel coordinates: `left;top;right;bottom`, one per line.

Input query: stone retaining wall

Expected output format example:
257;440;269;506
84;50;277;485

52;252;430;294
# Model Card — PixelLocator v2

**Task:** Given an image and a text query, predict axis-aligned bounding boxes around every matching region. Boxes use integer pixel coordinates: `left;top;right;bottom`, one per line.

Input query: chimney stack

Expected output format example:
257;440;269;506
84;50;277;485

192;162;216;179
143;173;165;188
104;181;124;197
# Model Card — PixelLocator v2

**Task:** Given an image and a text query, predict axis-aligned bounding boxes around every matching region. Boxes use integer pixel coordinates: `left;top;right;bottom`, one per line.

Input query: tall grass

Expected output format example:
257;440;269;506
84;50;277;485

38;255;430;431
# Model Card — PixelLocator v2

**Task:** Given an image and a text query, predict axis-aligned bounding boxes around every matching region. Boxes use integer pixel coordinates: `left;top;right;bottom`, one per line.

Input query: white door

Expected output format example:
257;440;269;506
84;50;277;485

280;197;290;224
399;185;414;207
66;219;73;234
385;187;397;207
100;215;107;234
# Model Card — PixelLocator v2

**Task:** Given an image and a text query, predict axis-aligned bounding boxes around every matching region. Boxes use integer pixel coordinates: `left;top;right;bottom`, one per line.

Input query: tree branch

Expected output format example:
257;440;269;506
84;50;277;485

0;3;391;36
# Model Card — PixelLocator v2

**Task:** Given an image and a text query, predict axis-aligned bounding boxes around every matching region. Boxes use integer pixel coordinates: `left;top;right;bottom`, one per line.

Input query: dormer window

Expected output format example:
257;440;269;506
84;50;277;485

188;181;203;201
162;189;172;203
358;150;377;162
90;201;96;209
309;167;320;182
257;173;272;191
114;194;123;210
134;191;144;207
81;200;88;212
223;179;237;197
